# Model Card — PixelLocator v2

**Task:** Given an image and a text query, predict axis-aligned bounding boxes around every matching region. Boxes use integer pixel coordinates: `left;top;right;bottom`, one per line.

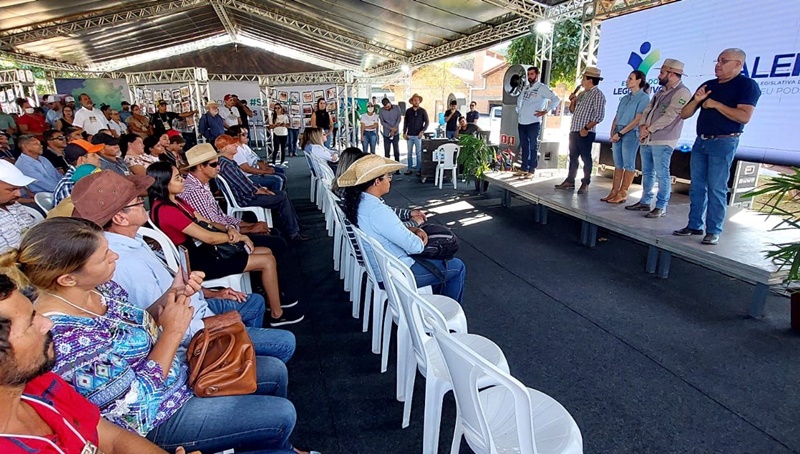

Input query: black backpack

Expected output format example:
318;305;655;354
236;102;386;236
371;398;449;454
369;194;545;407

414;224;459;260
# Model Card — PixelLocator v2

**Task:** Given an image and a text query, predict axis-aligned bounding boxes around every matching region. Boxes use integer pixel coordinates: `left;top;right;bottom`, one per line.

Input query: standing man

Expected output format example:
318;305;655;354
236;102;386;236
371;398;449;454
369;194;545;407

232;94;255;131
626;59;691;218
466;101;480;124
675;48;760;245
516;66;560;177
402;93;429;175
379;97;402;166
198;100;226;143
151;100;195;137
72;93;109;135
444;100;463;140
555;67;606;194
220;94;242;129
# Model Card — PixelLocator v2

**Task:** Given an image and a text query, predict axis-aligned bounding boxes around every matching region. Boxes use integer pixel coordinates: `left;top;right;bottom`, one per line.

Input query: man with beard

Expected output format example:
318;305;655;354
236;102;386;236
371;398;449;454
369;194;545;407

515;66;560;178
0;161;36;253
198;100;225;143
626;58;691;219
0;273;191;453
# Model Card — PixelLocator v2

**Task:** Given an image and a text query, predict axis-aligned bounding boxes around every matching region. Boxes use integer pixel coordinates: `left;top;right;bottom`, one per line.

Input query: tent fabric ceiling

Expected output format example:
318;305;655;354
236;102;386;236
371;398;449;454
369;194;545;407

0;0;568;72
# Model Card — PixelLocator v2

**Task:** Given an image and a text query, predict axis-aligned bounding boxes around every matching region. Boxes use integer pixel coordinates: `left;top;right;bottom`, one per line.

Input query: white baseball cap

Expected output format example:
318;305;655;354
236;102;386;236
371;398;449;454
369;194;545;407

0;160;35;187
65;96;75;102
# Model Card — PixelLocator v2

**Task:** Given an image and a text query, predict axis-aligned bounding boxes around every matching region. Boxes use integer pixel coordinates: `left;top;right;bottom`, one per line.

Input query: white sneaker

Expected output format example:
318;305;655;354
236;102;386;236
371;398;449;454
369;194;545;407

281;161;289;167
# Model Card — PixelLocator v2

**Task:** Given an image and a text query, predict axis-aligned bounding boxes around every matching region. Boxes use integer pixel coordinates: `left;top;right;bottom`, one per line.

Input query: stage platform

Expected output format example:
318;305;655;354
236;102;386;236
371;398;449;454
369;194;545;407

484;170;800;317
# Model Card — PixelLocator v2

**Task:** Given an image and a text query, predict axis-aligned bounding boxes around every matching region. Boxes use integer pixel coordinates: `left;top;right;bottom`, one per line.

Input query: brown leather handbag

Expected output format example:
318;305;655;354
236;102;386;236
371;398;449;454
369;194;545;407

187;311;257;397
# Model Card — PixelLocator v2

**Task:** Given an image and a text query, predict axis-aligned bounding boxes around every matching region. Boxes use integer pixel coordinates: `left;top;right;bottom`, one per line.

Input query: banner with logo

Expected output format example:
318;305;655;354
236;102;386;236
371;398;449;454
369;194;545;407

596;0;800;164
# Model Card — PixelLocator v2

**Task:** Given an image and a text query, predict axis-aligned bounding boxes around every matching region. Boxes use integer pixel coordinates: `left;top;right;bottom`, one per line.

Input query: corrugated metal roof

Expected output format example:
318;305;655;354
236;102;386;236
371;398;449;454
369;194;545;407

0;0;570;72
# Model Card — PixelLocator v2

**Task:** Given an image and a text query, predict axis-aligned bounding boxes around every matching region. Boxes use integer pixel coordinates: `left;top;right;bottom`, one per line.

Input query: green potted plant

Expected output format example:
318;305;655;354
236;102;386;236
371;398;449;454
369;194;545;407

457;134;494;193
744;169;800;329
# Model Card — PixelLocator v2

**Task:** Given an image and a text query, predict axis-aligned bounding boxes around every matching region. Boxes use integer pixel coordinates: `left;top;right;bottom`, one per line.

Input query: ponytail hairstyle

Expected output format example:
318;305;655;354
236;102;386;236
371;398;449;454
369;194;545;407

0;218;103;292
631;70;647;89
342;181;376;227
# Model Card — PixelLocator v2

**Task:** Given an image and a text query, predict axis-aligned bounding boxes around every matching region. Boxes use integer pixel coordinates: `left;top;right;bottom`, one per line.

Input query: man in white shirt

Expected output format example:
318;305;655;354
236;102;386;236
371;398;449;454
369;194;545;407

220;94;242;129
515;66;560;177
0;160;37;252
72;93;109;135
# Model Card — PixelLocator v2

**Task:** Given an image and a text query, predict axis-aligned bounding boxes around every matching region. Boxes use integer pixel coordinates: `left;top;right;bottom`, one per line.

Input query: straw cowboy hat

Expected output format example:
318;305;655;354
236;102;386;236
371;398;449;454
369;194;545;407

183;143;223;169
582;66;604;80
657;58;685;75
336;155;406;188
408;93;423;103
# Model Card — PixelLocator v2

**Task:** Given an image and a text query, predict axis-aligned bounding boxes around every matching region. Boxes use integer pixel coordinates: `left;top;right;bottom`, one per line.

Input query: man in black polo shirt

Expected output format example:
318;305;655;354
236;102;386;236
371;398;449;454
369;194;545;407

444;100;462;140
676;48;761;245
150;100;196;136
466;101;480;124
402;93;429;175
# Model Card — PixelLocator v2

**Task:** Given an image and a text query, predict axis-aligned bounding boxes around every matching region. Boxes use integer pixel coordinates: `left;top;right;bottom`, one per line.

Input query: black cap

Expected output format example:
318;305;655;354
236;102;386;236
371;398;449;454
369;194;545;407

381;97;390;106
121;101;130;106
158;100;168;106
91;133;119;146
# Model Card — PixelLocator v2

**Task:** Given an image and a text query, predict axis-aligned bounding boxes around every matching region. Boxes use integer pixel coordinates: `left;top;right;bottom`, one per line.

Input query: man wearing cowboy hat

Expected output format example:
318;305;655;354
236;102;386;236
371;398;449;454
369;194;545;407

198;100;225;143
402;93;429;175
676;48;761;245
556;66;606;193
626;58;691;219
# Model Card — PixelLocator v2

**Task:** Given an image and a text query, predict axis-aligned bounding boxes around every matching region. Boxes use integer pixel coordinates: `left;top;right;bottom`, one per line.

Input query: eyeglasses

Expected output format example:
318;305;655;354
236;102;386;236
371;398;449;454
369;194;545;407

380;173;393;181
205;161;219;168
52;136;65;140
713;58;741;65
122;197;145;209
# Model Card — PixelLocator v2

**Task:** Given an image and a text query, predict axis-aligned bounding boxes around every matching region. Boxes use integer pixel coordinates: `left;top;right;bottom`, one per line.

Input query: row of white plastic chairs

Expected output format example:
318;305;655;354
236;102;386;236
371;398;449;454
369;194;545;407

29;174;278;294
304;151;583;454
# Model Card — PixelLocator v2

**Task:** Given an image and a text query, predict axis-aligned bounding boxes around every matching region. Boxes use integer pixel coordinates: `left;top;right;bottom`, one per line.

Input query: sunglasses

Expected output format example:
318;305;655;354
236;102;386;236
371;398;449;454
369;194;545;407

122;197;145;209
205;161;219;168
52;136;65;140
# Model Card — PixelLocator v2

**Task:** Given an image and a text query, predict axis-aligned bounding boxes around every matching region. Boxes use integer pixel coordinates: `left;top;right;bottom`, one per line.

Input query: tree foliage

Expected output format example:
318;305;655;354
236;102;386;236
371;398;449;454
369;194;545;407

506;18;583;89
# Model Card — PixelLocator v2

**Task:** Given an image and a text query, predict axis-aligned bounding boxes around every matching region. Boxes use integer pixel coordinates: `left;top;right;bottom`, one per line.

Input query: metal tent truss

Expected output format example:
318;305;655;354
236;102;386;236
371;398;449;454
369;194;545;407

261;71;352;87
0;0;207;49
482;0;548;21
0;51;86;72
0;69;38;112
209;0;239;43
208;73;260;82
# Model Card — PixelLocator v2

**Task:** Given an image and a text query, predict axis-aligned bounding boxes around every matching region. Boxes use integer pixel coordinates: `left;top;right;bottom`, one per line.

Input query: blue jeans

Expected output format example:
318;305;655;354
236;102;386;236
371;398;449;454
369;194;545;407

411;258;466;304
518;122;541;172
407;135;422;170
207;293;266;328
287;128;299;155
446;130;457;140
383;134;400;161
688;136;738;234
249;174;284;191
611;130;640;171
566;131;595;184
146;356;296;454
246;192;301;237
639;144;673;209
363;130;378;154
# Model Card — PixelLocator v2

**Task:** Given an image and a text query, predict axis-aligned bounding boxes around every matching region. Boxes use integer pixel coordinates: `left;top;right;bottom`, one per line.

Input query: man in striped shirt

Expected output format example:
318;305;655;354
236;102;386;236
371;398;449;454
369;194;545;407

555;66;607;194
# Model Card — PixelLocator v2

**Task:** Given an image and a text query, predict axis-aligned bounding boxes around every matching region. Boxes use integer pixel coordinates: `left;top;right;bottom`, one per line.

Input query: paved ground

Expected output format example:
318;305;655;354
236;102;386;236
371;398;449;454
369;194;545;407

275;155;799;454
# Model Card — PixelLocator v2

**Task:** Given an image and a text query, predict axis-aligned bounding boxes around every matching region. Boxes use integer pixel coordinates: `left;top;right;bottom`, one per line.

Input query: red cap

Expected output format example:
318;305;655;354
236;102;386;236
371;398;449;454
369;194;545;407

166;130;181;138
223;94;234;101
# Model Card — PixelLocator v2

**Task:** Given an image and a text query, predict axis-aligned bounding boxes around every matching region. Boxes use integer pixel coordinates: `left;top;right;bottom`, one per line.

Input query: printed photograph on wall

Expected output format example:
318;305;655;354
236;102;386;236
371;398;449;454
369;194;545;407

162;90;172;102
180;86;190;98
279;91;289;102
291;117;302;129
153;90;162;101
269;88;276;99
313;90;324;101
327;101;337;112
180;101;191;113
290;92;300;103
172;89;182;101
325;87;336;100
290;104;300;115
303;118;312;127
302;104;313;116
302;91;313;103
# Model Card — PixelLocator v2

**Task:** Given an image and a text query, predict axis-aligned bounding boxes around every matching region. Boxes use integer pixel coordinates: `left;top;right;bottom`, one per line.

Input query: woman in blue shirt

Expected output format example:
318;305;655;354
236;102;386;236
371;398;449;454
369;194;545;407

603;70;650;204
339;154;466;303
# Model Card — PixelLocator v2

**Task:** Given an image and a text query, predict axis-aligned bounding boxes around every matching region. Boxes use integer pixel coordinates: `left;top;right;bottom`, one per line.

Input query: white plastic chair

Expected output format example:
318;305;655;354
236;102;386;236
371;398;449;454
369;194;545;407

215;175;273;228
434;143;459;189
433;325;583;454
34;192;54;212
139;226;251;293
19;204;44;223
389;266;508;454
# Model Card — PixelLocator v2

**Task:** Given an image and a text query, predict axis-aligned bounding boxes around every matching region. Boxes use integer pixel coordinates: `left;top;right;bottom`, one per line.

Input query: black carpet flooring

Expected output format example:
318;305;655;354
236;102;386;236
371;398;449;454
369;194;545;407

274;156;799;454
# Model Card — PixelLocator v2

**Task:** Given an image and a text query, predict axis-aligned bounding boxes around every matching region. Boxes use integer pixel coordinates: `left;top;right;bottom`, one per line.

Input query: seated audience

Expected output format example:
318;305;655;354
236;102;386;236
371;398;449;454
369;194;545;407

144;134;167;160
108;108;129;137
180;143;288;256
126;104;151;138
302;127;339;170
227;125;285;191
0;273;188;453
53;139;103;205
14;134;61;194
93;132;131;175
146;163;303;326
64;125;84;143
340;154;466;302
54;104;75;131
42;129;69;173
0;161;37;252
216;134;309;242
70;170;296;354
15;98;47;140
121;133;158;176
161;133;186;168
0;217;316;453
0;133;13;163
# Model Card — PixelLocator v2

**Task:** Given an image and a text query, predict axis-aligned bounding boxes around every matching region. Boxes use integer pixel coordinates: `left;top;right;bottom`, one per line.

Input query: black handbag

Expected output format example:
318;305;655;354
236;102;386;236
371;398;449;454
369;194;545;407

152;201;247;260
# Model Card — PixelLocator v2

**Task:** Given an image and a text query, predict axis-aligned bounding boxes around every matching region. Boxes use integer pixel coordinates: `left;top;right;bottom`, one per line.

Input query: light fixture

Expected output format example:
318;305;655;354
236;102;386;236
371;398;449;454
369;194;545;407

535;20;553;35
401;64;410;73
